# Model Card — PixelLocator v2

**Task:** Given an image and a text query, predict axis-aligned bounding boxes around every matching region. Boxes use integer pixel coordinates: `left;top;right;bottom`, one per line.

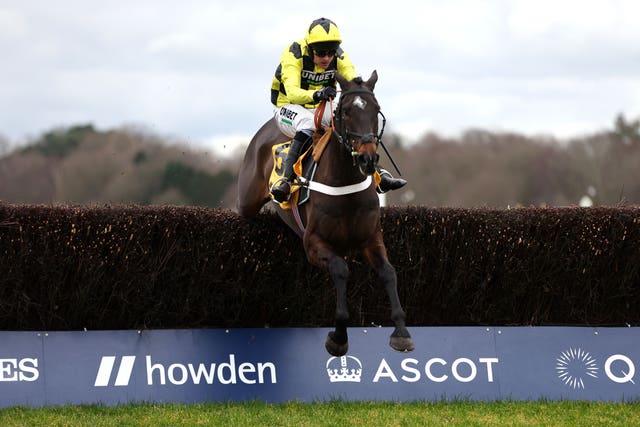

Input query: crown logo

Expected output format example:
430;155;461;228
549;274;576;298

326;355;362;383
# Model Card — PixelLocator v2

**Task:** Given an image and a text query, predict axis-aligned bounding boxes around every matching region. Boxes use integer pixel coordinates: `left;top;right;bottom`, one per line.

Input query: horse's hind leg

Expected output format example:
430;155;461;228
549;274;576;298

364;237;414;353
305;235;350;356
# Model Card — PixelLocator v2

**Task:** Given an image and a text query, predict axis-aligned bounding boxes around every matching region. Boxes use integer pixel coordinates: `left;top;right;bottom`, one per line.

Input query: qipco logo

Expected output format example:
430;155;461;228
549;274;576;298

556;348;638;389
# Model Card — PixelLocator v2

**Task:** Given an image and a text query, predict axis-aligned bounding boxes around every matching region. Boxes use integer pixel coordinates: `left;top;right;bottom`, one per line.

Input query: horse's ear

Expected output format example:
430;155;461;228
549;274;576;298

365;70;378;91
336;73;350;91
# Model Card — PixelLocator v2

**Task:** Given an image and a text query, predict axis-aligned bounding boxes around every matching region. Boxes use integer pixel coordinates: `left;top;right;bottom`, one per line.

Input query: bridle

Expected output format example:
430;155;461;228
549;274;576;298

314;87;387;163
332;88;387;162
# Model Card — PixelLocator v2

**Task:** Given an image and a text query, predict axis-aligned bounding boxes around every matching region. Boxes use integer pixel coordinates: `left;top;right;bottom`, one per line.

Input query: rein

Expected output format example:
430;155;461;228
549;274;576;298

313;98;331;130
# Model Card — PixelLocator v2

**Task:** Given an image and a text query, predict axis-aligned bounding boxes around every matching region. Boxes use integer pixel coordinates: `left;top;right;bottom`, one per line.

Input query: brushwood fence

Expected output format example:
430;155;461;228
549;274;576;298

1;203;639;331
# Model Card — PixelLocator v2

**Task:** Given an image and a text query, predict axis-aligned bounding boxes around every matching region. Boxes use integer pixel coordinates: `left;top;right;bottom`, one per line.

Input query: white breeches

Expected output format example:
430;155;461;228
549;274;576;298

273;104;333;138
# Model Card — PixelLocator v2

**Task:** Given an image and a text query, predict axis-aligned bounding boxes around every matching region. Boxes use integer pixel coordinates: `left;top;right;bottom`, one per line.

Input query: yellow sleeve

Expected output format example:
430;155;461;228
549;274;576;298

337;50;359;83
280;47;315;105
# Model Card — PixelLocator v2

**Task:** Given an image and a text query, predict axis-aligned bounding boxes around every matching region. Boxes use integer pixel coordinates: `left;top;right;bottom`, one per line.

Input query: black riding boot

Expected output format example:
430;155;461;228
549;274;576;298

271;131;313;203
377;168;407;193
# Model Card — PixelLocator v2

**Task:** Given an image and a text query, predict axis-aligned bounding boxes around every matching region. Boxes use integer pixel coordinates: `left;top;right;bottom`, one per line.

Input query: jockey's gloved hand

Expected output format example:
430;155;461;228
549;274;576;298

313;86;337;102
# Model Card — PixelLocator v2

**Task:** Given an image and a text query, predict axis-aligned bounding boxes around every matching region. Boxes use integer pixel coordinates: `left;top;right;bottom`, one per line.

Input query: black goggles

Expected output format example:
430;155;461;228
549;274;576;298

314;49;336;57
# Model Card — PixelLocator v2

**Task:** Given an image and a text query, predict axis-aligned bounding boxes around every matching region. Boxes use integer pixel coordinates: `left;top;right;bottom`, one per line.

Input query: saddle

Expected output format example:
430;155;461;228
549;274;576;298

268;128;333;210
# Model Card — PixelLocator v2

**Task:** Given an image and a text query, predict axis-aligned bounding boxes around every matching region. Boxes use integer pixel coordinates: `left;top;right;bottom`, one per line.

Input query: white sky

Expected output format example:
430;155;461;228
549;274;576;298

2;0;640;156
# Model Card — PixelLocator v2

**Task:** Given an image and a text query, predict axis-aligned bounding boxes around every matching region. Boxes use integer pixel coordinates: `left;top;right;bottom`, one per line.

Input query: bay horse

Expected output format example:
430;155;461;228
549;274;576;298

237;71;414;356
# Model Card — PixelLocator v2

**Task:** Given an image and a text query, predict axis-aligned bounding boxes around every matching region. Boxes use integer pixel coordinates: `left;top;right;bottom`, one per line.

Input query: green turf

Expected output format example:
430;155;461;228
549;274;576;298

1;401;640;426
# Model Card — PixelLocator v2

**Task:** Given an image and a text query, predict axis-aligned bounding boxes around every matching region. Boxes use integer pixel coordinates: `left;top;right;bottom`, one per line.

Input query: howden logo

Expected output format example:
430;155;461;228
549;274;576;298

94;354;277;387
94;356;136;387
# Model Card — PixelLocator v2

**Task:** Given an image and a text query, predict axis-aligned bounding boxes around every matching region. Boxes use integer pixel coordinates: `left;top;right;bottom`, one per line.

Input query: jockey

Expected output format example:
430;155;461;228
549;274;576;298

270;17;406;203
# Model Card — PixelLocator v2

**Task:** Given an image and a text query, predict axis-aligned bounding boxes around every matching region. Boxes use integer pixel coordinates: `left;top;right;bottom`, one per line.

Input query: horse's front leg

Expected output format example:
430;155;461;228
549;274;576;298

304;234;350;356
364;235;415;353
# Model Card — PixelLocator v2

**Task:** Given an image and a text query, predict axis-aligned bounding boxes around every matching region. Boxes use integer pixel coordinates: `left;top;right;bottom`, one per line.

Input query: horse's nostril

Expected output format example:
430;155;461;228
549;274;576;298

357;153;377;175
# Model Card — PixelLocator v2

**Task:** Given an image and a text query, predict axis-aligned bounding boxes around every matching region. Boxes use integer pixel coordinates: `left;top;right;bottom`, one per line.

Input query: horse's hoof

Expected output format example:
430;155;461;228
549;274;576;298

325;332;349;357
390;336;415;353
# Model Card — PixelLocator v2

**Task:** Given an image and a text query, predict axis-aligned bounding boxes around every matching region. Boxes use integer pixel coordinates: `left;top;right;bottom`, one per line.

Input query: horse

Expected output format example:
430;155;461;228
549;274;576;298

237;71;414;356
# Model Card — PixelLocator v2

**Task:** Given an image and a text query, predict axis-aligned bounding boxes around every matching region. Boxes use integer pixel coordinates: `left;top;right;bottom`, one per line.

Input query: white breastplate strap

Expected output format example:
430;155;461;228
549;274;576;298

298;175;372;196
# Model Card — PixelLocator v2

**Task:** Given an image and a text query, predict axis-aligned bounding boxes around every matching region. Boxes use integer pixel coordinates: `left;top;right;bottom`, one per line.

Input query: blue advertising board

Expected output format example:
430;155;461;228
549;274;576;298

1;326;640;407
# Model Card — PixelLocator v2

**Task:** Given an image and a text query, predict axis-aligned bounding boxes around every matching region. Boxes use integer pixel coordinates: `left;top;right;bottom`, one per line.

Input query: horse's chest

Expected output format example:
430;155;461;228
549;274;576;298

310;202;379;248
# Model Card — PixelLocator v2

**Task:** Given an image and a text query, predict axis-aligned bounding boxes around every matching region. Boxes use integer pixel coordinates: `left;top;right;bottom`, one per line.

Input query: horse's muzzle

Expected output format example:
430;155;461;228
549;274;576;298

357;152;379;176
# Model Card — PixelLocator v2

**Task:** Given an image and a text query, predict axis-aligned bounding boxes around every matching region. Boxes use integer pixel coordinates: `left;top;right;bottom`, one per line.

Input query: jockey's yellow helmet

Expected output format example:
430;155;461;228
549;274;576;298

306;17;342;47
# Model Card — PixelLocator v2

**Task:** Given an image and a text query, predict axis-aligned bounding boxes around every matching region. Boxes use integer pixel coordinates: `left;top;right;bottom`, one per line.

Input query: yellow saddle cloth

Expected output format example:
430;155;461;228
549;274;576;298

269;143;307;210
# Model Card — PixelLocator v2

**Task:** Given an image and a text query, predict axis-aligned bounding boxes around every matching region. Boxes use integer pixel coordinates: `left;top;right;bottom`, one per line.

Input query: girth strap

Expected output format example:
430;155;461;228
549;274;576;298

298;175;372;196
